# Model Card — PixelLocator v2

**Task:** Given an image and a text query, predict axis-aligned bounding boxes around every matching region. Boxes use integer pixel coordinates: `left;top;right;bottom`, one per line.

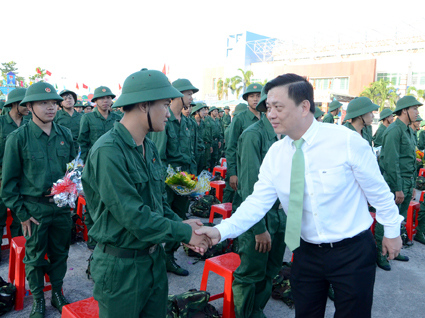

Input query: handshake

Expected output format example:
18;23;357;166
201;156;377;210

182;219;222;254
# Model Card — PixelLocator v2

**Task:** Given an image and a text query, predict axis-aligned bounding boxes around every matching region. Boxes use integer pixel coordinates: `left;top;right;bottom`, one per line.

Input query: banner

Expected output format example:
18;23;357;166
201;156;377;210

6;72;16;86
0;87;16;95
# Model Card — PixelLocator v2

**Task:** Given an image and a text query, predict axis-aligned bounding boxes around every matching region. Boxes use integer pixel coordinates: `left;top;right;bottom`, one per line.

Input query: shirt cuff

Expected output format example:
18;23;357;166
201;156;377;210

383;215;404;239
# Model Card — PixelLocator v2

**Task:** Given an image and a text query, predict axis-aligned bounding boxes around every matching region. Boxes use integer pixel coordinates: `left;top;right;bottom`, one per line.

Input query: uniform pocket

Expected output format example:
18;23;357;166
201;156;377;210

23;151;45;175
319;166;346;194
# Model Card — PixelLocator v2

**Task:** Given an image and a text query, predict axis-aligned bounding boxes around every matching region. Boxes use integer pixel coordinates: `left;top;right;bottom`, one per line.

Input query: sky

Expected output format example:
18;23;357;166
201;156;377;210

1;0;424;98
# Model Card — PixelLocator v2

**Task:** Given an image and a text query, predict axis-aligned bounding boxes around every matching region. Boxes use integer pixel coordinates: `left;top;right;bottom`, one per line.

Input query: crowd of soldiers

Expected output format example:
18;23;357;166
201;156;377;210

0;69;423;318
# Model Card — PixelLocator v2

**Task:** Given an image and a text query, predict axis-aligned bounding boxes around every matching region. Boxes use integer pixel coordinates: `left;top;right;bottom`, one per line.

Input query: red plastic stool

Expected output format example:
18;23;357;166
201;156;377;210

8;236;53;310
1;209;12;250
370;212;377;235
208;181;225;202
76;196;88;241
419;168;425;177
62;297;99;318
209;203;232;223
200;253;241;318
406;201;420;241
220;158;227;167
212;166;227;179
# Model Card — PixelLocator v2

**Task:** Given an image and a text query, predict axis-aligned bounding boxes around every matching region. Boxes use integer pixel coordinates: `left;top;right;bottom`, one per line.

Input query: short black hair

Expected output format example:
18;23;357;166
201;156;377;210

264;73;315;113
123;101;153;113
394;109;402;116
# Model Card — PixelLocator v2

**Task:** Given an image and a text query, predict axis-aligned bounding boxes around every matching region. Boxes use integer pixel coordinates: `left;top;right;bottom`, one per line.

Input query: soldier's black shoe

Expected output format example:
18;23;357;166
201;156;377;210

166;256;189;276
51;291;69;313
394;254;409;262
376;253;391;271
30;298;45;318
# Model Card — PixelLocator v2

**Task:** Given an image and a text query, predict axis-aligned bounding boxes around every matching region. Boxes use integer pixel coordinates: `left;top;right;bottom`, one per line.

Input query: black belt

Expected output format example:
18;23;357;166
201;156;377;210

97;243;158;258
23;195;55;204
302;230;369;249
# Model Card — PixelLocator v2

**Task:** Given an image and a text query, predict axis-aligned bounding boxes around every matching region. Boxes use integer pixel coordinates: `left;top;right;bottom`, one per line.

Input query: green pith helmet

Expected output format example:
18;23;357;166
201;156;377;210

314;106;325;119
224;106;230;110
74;101;84;107
394;95;423;112
421;120;425;127
416;115;423;122
83;102;93;108
191;102;208;115
190;101;196;106
92;86;116;103
329;99;343;111
379;108;393;121
218;107;224;113
256;87;267;112
208;106;218;113
20;82;63;106
59;89;77;106
172;78;199;94
112;69;183;108
242;83;263;101
344;97;379;121
233;103;248;116
4;88;27;107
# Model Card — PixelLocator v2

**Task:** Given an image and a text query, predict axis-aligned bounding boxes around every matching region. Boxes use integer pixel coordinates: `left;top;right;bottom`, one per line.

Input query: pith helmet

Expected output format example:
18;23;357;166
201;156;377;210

83;102;93;109
329;99;343;111
233;103;248;116
314;106;325;119
20;82;63;106
394;96;423;112
416;115;423;122
224;106;230;110
256;87;267;112
113;69;183;108
379;108;393;121
190;101;196;106
344;97;379;121
242;83;262;101
59;89;77;106
208;106;218;113
92;86;116;103
191;102;208;115
218;107;224;113
4;88;27;107
172;78;199;94
74;101;84;107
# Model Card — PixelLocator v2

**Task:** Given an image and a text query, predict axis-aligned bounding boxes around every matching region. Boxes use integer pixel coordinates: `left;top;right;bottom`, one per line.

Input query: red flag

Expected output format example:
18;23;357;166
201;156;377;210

46;70;52;76
119;84;122;90
162;64;166;75
20;81;24;87
76;83;79;89
83;83;88;89
36;68;42;75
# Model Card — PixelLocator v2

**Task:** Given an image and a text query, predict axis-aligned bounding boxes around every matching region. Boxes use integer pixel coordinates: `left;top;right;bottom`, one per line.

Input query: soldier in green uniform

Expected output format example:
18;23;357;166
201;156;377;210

323;99;342;123
222;103;248;203
372;108;393;147
314;106;324;122
150;78;198;276
222;105;232;129
83;102;93;114
182;101;197;173
191;102;208;175
418;120;425;150
74;102;83;113
227;83;262;194
0;88;29;239
342;97;378;147
232;91;287;318
217;107;226;158
81;69;210;318
204;106;223;171
1;82;76;317
377;96;422;270
54;89;82;151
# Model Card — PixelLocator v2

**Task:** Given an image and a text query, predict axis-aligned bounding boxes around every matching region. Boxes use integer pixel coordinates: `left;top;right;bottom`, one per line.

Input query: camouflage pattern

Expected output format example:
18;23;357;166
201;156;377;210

167;289;220;318
417;176;425;190
190;195;221;218
271;262;295;309
0;277;16;315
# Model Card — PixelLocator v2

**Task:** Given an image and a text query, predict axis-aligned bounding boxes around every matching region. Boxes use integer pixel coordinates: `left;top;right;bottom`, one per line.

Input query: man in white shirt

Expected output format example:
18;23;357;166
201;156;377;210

195;73;403;318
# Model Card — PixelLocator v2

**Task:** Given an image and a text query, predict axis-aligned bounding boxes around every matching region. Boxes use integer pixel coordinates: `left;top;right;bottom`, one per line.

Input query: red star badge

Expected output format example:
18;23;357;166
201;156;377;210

45;88;51;93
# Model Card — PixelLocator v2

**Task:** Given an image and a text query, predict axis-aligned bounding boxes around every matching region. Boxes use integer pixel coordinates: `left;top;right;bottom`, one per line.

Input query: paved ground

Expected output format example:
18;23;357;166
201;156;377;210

0;222;424;317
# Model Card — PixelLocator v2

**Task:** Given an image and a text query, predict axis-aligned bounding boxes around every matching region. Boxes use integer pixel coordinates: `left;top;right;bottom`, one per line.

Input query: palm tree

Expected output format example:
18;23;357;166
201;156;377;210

360;79;398;111
217;79;223;100
407;86;425;102
260;79;268;86
223;78;230;100
230;76;243;99
238;68;254;93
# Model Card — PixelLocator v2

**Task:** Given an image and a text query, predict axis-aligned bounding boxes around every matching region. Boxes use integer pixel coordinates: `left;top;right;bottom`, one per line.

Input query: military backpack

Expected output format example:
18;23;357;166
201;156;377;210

0;276;16;316
167;289;220;318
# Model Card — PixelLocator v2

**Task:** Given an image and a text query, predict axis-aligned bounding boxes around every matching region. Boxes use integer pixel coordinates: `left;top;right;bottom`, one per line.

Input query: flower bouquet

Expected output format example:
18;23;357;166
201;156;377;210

165;165;211;197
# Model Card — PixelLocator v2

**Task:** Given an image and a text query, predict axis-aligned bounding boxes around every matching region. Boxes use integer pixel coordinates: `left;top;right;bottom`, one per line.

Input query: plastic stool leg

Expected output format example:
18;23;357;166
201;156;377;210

222;272;235;318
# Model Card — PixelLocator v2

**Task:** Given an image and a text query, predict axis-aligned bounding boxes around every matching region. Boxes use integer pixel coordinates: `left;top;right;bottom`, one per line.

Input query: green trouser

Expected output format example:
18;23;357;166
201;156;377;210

209;141;219;170
418;201;425;234
84;206;97;246
195;152;205;175
222;177;235;204
204;145;212;171
233;209;286;318
24;205;71;299
91;244;168;318
164;186;189;255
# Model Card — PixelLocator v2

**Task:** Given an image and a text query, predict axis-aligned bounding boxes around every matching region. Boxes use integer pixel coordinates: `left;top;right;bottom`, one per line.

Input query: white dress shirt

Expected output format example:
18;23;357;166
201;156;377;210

216;119;403;244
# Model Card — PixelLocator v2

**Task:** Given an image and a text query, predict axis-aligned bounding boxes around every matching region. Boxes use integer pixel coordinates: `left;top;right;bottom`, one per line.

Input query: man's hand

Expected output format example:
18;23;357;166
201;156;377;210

255;230;271;253
229;175;238;191
195;227;221;246
183;219;203;230
218;142;222;149
382;236;402;260
21;217;39;237
210;147;213;154
395;191;405;205
186;231;211;255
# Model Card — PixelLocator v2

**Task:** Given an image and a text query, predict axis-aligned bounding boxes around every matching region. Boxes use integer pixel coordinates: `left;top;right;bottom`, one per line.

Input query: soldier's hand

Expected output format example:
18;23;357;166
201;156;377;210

382;235;402;260
395;191;405;205
187;232;212;254
21;217;40;237
218;142;222;149
195;226;221;247
210;147;213;154
229;175;238;191
255;230;272;253
183;219;203;230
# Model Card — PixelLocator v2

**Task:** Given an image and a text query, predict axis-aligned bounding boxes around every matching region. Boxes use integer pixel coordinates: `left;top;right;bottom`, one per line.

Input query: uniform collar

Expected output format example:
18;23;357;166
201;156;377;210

29;120;59;139
94;107;111;120
5;112;15;125
287;117;318;146
245;108;260;121
169;108;177;122
114;122;137;149
344;122;356;131
395;117;410;131
261;115;277;141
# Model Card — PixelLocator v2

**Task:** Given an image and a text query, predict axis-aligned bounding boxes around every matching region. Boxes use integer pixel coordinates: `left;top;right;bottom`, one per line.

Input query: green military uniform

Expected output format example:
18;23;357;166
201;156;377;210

0;88;28;239
55;90;82;151
373;108;394;148
323;99;343;124
191;103;207;175
222;105;232;129
1;83;76;316
232;95;286;318
343;122;373;146
150;78;198;276
82;69;193;318
204;106;223;171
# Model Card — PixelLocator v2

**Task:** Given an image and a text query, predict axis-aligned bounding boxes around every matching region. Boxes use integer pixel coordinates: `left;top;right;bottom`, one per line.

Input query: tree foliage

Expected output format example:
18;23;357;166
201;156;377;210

360;79;398;111
238;68;254;93
0;61;25;86
406;86;425;102
217;79;223;100
28;67;47;83
230;76;243;99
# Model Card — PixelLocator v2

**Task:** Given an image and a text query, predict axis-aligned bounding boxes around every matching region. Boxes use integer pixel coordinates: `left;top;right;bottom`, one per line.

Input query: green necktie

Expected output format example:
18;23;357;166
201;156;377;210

285;138;305;252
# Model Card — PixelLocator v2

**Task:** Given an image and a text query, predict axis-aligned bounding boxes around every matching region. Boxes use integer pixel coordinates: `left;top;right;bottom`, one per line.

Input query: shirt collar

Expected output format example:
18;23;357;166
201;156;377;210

93;107;111;120
245;108;259;121
169;109;177;122
29;120;59;139
287;118;319;146
114;122;137;149
5;112;14;125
